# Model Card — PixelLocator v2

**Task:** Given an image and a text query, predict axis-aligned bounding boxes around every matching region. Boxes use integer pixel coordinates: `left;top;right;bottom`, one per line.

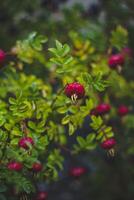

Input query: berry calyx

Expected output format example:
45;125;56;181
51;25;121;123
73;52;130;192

101;138;116;150
7;161;23;171
108;53;125;69
95;103;111;115
65;82;85;102
69;167;87;178
32;162;43;172
18;137;34;150
118;105;129;116
36;191;48;200
0;49;6;63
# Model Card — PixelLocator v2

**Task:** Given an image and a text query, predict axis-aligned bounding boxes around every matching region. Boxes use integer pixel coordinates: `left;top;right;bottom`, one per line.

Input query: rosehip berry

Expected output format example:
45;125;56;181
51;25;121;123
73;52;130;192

118;105;129;116
36;191;48;200
65;82;85;101
101;138;116;150
7;162;23;171
18;137;34;150
108;54;125;69
0;49;6;63
95;103;111;115
69;167;87;178
32;162;43;172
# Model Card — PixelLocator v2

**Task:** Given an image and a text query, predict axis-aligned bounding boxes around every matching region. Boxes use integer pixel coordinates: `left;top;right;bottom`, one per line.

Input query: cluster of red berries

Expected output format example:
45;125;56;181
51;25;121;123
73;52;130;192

7;161;43;172
7;137;43;172
91;103;129;117
3;43;131;198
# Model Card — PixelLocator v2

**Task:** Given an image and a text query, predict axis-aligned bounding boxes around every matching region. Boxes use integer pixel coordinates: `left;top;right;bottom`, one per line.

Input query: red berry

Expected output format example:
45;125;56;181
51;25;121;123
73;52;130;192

101;138;116;150
18;137;34;150
32;162;43;172
7;162;23;171
69;167;87;178
65;82;85;100
95;103;111;115
0;49;6;63
108;54;125;69
36;191;48;200
118;105;129;116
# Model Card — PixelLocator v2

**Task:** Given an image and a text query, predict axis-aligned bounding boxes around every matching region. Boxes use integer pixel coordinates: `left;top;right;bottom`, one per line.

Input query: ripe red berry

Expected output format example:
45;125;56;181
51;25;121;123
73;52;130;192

0;49;6;63
95;103;111;115
108;53;125;69
32;162;43;172
65;82;85;101
69;167;87;178
18;137;34;150
101;138;116;150
36;191;48;200
7;161;23;171
118;105;129;116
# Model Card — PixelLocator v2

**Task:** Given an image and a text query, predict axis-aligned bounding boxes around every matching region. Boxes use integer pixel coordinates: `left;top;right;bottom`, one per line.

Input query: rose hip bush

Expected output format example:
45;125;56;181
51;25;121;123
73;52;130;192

0;15;133;199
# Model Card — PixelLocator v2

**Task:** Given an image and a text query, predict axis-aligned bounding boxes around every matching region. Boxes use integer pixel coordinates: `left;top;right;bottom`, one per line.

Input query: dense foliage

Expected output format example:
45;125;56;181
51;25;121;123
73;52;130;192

0;2;134;200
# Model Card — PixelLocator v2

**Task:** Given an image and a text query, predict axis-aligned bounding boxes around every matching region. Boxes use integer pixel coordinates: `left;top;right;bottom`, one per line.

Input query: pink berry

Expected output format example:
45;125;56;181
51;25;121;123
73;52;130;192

101;138;116;150
32;162;43;172
7;162;23;171
108;54;125;69
18;137;34;150
0;49;6;63
36;191;48;200
95;103;111;115
69;167;87;178
118;105;129;116
65;82;85;99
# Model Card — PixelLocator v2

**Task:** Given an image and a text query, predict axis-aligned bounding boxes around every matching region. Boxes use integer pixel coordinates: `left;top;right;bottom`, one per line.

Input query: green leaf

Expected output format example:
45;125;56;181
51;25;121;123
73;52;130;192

77;136;86;147
106;132;114;138
69;123;75;135
57;107;68;114
28;121;35;129
96;131;104;140
62;115;70;125
55;40;63;50
64;56;73;65
110;25;128;50
9;97;16;105
87;133;96;142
